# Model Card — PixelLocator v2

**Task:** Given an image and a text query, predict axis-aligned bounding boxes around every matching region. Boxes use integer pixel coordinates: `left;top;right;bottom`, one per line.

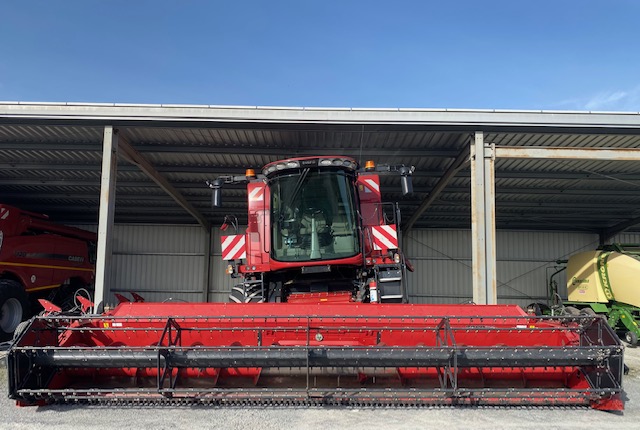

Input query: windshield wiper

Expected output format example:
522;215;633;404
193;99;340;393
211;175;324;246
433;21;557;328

282;168;310;215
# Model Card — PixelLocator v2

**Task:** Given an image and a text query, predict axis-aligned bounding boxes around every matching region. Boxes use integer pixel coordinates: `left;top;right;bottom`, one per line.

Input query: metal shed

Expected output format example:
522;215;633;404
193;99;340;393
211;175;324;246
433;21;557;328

2;102;640;308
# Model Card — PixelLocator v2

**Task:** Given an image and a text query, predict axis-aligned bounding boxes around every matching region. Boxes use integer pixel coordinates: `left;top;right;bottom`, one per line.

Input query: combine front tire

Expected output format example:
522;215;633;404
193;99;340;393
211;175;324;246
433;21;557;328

229;285;263;303
0;279;30;341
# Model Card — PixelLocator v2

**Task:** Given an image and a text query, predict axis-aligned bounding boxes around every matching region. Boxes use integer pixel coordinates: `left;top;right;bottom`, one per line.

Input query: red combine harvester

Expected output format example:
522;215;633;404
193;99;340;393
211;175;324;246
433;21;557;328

0;204;96;341
212;156;414;305
7;157;625;410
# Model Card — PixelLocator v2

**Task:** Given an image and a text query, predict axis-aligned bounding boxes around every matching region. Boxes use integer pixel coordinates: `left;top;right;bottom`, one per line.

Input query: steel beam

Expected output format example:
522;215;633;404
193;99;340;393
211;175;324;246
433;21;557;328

4;169;640;187
492;145;640;242
116;132;211;230
0;142;458;157
2;102;640;129
133;146;461;157
15;197;640;210
94;126;118;313
6;185;640;200
601;215;640;243
403;144;470;234
495;146;640;161
0;142;102;151
0;163;458;177
471;132;497;305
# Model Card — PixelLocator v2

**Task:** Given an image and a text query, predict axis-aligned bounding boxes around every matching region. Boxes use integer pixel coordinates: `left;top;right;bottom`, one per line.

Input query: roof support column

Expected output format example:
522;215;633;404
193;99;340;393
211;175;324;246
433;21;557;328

94;126;118;313
202;226;212;302
471;131;497;304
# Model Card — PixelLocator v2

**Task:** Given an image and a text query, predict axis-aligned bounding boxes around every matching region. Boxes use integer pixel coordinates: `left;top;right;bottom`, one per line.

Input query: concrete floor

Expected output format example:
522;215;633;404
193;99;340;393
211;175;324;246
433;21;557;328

1;347;639;430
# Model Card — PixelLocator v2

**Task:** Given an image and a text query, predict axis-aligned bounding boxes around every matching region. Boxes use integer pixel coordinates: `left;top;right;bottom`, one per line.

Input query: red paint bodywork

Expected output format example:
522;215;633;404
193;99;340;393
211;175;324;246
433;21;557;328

9;302;625;410
0;204;96;293
236;158;396;275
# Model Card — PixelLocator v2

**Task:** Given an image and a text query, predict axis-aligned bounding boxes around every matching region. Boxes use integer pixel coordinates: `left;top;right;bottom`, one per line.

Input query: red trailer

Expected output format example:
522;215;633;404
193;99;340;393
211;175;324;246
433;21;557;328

0;204;96;340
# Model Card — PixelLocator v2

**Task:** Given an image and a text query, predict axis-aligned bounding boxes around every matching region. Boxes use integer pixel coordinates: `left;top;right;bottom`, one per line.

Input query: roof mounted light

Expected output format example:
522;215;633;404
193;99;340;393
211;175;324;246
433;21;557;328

265;165;277;175
263;156;358;177
365;160;375;171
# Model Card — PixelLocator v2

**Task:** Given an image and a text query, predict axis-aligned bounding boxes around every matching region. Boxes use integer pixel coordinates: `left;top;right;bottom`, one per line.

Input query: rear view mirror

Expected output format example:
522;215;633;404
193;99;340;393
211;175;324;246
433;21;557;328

399;166;413;195
209;178;224;207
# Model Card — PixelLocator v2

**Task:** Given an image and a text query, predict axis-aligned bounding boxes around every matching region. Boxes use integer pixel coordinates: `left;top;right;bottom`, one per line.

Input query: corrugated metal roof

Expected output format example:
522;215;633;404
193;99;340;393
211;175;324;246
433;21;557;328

1;102;640;234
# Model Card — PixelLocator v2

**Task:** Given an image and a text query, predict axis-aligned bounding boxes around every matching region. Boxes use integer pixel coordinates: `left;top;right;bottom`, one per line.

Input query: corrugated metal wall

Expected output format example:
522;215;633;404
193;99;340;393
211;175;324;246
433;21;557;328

404;230;640;307
78;225;640;308
80;224;208;306
403;230;601;307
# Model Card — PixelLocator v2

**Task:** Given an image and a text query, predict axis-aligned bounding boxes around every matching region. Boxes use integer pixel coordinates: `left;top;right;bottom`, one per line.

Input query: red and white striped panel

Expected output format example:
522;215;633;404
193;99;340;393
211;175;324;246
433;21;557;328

221;235;247;260
371;225;398;251
360;177;380;196
248;184;265;202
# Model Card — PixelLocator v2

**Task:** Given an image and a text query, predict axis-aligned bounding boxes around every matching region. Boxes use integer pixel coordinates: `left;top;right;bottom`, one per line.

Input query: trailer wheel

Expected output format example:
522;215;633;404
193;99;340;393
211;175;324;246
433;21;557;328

0;279;30;341
580;308;597;316
526;302;551;316
564;306;581;316
625;331;638;347
229;285;263;303
12;319;31;343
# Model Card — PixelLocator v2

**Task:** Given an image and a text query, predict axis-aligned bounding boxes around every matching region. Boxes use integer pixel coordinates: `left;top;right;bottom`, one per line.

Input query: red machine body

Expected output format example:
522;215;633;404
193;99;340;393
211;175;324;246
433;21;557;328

0;204;96;339
8;302;624;410
217;156;410;304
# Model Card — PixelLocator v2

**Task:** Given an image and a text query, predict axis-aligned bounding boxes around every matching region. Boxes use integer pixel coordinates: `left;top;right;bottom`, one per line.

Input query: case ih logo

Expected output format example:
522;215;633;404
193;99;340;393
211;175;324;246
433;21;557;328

371;225;398;251
221;235;247;260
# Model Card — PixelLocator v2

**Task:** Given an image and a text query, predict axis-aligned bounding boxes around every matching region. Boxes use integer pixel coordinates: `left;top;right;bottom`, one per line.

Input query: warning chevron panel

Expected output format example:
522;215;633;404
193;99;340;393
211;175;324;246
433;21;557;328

221;235;247;260
371;225;398;251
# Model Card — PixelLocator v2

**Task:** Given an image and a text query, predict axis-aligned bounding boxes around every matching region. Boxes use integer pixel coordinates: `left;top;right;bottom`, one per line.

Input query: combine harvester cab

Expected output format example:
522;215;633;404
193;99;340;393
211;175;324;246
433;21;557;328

6;157;625;410
7;302;624;409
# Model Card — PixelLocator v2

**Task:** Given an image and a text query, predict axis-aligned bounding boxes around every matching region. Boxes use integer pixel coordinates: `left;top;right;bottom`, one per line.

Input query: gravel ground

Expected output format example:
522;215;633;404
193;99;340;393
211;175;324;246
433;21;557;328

1;347;639;430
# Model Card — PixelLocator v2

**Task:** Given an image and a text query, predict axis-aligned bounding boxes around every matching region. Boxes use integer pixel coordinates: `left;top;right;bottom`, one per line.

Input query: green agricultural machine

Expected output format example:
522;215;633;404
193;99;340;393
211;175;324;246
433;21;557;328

547;244;640;346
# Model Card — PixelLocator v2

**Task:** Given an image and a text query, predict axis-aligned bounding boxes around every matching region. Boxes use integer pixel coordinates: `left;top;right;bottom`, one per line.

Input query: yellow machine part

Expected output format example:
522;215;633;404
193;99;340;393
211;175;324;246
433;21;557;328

567;250;640;308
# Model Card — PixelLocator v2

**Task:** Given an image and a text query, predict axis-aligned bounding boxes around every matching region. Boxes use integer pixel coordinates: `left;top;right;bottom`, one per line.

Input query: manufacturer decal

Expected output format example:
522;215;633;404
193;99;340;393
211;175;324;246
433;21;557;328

571;277;589;286
596;252;615;300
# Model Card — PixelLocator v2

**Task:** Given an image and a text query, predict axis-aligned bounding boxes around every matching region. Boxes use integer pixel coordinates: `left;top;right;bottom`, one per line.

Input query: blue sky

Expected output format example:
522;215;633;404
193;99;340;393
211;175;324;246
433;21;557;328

1;1;639;111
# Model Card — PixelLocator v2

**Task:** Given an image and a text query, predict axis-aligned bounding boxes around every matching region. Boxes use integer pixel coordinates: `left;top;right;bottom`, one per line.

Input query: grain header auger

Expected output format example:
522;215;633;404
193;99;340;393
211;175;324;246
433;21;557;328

6;156;625;410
